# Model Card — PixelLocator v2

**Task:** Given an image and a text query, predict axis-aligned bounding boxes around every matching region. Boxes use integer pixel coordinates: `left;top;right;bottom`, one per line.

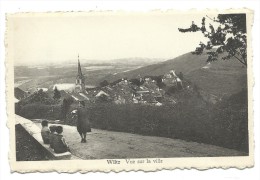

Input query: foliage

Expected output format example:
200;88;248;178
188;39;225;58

16;124;52;161
99;80;109;87
53;86;61;100
165;86;178;95
129;78;144;86
178;72;184;80
16;103;61;120
110;78;125;86
14;87;27;100
15;86;248;152
96;94;111;103
64;89;248;152
18;89;57;106
157;81;166;89
178;14;247;66
60;97;74;120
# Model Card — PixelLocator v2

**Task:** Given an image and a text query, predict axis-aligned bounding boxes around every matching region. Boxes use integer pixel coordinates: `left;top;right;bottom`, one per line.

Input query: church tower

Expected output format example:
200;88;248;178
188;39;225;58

75;55;85;93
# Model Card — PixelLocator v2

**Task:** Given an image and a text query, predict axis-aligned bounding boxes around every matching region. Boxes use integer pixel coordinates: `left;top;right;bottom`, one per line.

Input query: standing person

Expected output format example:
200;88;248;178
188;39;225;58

72;101;91;143
41;120;50;144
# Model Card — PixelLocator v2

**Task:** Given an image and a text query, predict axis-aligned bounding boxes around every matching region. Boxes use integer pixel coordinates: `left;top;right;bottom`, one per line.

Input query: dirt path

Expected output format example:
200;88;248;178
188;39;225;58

35;123;246;160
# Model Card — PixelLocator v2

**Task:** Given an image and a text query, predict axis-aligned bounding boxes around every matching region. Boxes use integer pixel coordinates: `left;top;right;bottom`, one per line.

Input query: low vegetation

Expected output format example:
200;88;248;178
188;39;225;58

16;103;61;120
16;124;52;161
64;89;248;153
17;89;58;106
15;83;248;153
15;89;61;120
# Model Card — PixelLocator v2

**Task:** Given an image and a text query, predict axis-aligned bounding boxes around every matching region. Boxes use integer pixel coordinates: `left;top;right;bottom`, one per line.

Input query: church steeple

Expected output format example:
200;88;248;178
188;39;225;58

77;54;83;78
75;54;85;93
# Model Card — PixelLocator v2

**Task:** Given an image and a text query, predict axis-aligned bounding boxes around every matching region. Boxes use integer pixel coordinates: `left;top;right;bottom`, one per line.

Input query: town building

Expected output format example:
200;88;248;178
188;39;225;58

162;70;183;88
75;55;86;93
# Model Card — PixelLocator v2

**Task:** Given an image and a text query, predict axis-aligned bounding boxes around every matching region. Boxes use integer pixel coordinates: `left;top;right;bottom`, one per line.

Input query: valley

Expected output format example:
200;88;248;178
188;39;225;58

14;52;247;98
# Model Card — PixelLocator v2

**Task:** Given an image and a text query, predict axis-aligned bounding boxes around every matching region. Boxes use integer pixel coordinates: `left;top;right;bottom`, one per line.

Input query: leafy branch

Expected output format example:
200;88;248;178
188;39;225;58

178;14;247;66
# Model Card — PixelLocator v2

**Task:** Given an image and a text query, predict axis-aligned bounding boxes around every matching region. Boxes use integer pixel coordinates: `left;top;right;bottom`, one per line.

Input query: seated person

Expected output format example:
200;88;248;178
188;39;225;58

49;125;57;149
41;120;50;144
52;126;70;153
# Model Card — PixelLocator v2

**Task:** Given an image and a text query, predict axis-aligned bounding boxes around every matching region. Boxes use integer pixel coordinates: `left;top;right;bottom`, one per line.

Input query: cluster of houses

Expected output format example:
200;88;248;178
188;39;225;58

15;56;185;106
64;57;184;106
88;77;164;105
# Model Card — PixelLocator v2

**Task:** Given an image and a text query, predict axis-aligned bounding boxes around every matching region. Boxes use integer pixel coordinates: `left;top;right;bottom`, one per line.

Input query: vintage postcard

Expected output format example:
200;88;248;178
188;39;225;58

6;9;254;172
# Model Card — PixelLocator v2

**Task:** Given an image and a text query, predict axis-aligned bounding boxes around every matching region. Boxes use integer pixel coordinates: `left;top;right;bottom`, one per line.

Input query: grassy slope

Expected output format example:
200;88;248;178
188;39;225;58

101;52;247;97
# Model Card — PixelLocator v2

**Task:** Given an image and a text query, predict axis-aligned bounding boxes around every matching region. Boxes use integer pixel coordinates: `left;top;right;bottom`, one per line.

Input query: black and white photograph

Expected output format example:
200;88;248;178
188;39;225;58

5;9;254;172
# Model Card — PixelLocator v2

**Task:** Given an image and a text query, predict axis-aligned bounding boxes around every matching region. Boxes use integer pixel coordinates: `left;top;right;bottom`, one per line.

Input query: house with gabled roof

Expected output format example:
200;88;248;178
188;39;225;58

162;70;183;88
69;91;89;101
95;90;110;98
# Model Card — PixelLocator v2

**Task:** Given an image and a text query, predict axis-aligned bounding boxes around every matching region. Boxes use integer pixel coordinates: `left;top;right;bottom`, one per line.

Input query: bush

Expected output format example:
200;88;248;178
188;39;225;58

17;103;61;120
64;90;248;153
18;90;57;106
100;80;109;87
60;97;74;120
16;88;248;153
53;86;61;100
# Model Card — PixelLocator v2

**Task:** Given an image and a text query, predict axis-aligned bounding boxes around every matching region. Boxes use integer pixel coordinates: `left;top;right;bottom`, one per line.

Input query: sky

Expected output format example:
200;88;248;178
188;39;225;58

8;12;217;65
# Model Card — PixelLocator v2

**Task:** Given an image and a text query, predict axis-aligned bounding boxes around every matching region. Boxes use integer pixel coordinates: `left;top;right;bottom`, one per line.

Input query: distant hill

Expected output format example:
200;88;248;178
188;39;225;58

104;57;165;66
100;52;247;97
14;57;163;90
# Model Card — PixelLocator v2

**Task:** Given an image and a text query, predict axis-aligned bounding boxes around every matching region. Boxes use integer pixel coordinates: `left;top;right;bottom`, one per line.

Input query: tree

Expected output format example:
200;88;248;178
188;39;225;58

99;80;109;87
60;97;74;120
53;86;61;100
178;72;184;80
178;14;247;66
96;94;110;103
130;78;144;86
157;81;166;89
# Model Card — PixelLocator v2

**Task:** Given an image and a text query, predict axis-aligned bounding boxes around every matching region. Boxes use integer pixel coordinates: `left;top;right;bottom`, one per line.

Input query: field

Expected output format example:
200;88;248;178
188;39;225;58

14;58;163;91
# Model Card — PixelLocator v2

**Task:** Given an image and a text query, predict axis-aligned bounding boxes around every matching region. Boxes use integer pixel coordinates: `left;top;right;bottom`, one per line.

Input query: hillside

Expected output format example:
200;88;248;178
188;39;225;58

100;52;247;97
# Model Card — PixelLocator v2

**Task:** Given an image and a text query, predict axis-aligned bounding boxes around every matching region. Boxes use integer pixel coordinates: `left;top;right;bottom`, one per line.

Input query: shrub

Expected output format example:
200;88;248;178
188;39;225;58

18;90;57;106
99;80;109;87
64;90;248;153
17;103;61;120
17;88;247;153
53;86;61;100
60;97;74;120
